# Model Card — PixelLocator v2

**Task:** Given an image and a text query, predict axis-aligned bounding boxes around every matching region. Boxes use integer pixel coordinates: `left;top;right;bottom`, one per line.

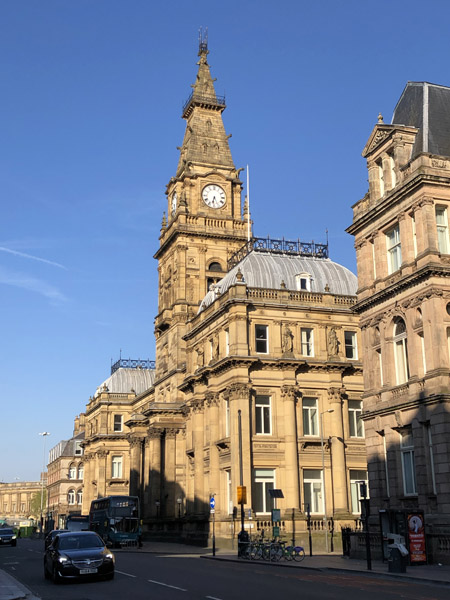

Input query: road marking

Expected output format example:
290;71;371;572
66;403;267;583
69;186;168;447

148;579;187;591
3;562;19;565
206;596;223;600
116;570;136;578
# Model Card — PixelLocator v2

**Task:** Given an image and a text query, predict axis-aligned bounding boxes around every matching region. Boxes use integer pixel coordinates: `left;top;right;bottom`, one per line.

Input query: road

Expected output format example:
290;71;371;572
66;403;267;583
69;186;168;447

1;538;449;600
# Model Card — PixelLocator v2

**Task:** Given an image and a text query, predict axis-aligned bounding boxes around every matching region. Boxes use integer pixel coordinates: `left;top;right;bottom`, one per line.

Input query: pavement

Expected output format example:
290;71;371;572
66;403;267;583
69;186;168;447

2;540;450;599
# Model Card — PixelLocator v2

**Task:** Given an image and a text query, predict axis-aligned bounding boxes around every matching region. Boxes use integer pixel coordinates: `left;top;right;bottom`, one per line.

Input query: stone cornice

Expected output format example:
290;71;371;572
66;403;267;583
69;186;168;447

354;265;449;313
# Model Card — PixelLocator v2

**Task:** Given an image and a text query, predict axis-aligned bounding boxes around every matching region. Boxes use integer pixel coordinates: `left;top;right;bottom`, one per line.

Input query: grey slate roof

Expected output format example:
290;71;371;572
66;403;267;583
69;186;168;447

95;367;155;397
392;82;450;159
199;251;357;312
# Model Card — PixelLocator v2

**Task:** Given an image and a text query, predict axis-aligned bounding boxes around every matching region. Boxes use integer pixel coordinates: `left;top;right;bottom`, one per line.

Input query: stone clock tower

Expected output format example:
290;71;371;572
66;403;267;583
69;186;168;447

153;35;249;393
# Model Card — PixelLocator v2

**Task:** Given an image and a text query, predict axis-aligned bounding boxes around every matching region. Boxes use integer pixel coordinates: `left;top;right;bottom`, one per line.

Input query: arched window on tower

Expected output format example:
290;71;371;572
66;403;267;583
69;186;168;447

393;317;409;385
207;262;223;295
67;489;75;505
68;464;76;480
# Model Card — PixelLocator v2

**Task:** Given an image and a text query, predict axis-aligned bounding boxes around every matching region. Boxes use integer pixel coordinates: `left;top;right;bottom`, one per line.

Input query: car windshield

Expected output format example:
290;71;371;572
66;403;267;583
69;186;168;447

58;535;103;550
0;529;13;535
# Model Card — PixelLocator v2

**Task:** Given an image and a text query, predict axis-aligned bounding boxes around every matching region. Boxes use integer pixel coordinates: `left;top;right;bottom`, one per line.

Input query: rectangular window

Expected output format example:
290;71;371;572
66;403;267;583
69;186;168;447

255;325;268;353
226;470;233;514
111;456;123;479
303;469;323;514
400;430;416;495
253;469;275;514
21;503;25;513
255;395;272;435
74;441;83;456
225;398;230;437
350;470;369;514
386;225;402;273
302;397;318;436
348;400;364;437
436;206;449;253
113;414;123;432
344;331;358;359
301;328;314;357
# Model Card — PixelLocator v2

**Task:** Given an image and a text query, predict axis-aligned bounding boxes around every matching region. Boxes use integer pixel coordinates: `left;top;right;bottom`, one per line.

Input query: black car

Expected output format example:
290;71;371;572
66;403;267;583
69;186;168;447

44;529;69;550
44;531;115;583
0;528;17;546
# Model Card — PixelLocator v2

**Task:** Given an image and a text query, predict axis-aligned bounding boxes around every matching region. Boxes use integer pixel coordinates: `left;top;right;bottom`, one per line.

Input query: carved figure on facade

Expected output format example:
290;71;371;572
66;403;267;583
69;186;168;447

327;327;340;356
282;324;294;356
195;345;204;369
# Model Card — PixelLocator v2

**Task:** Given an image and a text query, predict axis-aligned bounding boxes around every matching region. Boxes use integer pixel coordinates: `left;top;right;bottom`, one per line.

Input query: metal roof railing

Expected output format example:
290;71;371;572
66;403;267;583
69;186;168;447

111;358;155;375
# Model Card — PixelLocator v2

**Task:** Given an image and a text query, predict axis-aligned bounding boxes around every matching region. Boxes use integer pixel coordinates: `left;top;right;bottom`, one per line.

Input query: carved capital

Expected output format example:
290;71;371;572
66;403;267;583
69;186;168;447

128;436;143;449
205;392;220;408
148;427;163;439
328;386;346;403
191;398;204;413
229;383;250;400
280;385;298;401
165;428;178;439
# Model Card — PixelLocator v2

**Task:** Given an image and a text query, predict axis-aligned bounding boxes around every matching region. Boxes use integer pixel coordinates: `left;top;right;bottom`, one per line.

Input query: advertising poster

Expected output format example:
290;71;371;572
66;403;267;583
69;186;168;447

407;512;427;564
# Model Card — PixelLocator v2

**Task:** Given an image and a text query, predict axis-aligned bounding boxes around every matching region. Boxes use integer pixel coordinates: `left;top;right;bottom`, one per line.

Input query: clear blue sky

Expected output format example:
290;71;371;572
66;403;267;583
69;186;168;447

1;0;448;482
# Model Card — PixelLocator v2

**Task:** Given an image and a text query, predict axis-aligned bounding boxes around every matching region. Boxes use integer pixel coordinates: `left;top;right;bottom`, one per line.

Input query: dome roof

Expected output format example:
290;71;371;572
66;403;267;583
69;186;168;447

199;251;357;312
94;367;155;397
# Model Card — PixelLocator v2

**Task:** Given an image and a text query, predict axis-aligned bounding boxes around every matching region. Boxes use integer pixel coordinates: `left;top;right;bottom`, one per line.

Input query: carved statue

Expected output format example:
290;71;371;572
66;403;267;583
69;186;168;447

282;325;294;354
328;328;339;356
196;345;204;368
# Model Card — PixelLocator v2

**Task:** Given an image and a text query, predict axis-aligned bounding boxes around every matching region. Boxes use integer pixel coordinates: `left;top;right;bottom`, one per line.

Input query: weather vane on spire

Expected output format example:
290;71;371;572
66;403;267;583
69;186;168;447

198;26;208;54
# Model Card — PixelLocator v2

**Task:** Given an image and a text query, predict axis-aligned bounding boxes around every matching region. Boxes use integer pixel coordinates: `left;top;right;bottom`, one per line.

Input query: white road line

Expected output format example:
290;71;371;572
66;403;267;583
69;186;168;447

115;570;136;578
206;596;223;600
148;579;187;591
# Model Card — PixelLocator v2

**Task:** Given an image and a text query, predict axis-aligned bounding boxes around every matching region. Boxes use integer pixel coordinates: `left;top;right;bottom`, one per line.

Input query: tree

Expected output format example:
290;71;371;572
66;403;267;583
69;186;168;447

29;490;47;520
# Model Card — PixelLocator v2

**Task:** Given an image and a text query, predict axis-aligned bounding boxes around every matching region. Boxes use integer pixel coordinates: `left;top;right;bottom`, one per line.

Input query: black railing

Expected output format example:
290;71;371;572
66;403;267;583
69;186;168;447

111;358;155;375
182;92;226;114
227;237;329;271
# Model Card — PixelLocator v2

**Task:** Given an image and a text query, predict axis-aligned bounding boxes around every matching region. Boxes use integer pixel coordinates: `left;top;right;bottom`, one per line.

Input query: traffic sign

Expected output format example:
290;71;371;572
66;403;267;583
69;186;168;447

210;496;216;510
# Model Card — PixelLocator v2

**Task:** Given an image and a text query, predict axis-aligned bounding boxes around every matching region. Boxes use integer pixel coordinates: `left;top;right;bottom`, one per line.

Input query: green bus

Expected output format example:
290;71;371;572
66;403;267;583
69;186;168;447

89;496;140;547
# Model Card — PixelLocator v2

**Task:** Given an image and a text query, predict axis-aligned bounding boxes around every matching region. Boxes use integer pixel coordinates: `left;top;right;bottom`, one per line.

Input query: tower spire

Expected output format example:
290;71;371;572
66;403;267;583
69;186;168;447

198;26;208;55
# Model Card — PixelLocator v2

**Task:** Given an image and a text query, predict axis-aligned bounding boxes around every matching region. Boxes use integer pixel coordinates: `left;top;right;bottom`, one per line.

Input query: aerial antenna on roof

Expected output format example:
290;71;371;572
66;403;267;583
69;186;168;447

326;229;329;253
198;26;208;54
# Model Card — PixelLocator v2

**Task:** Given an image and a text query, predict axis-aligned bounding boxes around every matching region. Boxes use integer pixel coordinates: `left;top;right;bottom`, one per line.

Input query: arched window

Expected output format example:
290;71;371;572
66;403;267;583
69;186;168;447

67;489;75;505
208;262;223;272
393;317;409;385
77;490;83;505
68;464;76;479
77;464;84;480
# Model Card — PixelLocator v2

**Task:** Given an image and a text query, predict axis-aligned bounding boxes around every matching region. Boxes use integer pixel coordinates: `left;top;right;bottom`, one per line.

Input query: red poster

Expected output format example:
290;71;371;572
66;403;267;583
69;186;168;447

407;513;427;564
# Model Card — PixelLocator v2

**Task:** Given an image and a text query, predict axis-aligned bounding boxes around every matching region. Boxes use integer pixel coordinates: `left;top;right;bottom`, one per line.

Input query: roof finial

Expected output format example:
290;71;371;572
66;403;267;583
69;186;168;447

378;112;384;124
198;26;208;56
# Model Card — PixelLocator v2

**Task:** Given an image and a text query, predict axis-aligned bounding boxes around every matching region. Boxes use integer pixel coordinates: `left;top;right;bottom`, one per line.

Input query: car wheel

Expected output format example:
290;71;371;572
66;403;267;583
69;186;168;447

11;541;16;547
44;564;51;580
105;571;115;581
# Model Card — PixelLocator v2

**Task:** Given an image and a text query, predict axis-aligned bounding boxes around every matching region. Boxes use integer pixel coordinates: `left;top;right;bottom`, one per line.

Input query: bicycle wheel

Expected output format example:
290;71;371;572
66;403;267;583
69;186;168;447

284;546;293;561
251;544;262;560
293;546;305;562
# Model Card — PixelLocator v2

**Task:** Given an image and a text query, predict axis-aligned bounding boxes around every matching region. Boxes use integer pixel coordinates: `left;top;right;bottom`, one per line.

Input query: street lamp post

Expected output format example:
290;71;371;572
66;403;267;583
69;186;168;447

38;432;50;535
320;410;333;553
177;497;182;519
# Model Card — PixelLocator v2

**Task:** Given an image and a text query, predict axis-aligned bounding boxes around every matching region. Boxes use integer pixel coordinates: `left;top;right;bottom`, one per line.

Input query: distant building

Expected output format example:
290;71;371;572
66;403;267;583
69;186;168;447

348;82;450;563
47;414;86;528
0;480;42;525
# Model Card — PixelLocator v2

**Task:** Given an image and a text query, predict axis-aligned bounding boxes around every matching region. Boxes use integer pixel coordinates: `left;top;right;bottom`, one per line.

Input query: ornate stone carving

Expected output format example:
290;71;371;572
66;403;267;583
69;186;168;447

147;427;163;439
280;386;298;401
327;327;340;356
368;129;390;153
282;324;294;356
205;392;220;407
229;383;250;400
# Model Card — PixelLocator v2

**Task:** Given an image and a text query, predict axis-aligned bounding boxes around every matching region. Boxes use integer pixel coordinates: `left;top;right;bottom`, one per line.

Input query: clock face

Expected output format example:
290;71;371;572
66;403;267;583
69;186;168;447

171;192;177;215
202;184;226;209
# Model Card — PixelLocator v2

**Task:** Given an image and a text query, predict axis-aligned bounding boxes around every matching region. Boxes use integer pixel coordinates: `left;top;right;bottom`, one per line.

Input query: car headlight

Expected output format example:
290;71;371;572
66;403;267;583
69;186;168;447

58;556;71;564
11;536;16;540
104;553;114;561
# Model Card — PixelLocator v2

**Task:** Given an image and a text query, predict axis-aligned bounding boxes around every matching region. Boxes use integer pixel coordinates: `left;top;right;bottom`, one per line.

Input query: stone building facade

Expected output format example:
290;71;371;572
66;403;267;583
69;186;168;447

78;39;367;548
347;82;450;563
0;480;43;525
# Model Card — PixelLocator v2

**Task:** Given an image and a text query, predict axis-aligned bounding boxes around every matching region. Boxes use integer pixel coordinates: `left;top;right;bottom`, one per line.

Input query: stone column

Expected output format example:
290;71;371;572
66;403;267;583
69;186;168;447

128;437;142;498
328;388;349;515
96;450;108;499
143;438;151;517
164;429;177;518
229;384;252;509
192;399;205;514
281;386;300;509
148;428;162;518
420;197;439;254
206;394;221;509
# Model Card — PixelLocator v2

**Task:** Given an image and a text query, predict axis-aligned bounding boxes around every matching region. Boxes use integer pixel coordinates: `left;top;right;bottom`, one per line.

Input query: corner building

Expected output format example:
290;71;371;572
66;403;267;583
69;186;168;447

82;41;366;547
348;82;450;563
